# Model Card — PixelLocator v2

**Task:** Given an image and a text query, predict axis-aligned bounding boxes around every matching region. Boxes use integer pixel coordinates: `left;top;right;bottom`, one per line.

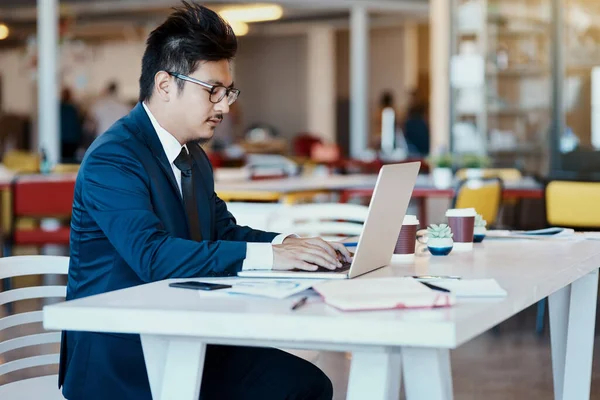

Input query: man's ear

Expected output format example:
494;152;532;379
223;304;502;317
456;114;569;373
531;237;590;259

154;71;173;102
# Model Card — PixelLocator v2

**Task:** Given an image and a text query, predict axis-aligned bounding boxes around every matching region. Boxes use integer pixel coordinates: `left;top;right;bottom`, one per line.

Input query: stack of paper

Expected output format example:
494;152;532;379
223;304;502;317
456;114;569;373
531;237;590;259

313;278;455;311
430;279;507;298
193;278;322;299
486;227;576;240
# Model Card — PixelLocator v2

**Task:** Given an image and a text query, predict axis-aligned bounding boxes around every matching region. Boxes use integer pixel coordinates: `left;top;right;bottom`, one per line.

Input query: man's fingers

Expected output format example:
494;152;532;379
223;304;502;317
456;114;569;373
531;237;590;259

304;244;340;266
298;252;337;270
306;238;338;258
294;260;319;271
329;242;352;262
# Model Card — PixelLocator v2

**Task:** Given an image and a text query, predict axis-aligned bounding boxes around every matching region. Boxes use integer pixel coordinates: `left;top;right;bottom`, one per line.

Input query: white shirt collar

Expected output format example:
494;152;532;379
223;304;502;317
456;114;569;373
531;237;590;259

142;102;186;164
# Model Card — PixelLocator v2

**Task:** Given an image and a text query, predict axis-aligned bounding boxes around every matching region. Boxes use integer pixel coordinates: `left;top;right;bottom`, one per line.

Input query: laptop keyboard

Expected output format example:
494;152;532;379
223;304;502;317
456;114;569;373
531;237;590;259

293;261;352;273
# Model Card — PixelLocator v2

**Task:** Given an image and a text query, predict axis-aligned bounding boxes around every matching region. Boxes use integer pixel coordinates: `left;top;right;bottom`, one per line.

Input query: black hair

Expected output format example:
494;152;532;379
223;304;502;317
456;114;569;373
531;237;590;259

139;1;237;102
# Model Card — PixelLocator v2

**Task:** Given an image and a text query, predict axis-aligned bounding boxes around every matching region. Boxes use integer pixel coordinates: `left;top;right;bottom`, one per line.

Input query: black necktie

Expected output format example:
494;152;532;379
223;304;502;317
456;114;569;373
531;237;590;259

174;147;203;241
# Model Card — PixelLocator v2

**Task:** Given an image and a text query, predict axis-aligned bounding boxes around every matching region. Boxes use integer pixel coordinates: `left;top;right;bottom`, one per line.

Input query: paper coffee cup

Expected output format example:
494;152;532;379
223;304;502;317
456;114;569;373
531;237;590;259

394;215;420;260
446;208;476;251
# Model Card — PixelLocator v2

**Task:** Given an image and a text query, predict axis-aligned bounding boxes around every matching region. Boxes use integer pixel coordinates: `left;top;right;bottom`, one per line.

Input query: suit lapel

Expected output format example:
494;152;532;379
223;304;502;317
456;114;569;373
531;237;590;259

127;103;214;240
126;103;183;202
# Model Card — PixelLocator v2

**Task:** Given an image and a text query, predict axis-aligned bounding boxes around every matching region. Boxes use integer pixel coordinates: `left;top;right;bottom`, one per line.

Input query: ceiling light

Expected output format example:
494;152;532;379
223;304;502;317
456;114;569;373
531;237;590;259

228;20;249;36
219;4;283;23
0;24;9;40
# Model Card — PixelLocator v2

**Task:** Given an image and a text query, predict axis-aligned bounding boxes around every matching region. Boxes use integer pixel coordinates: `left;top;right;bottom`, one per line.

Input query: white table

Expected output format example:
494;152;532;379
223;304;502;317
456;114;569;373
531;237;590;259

215;174;378;194
215;174;543;195
43;240;599;400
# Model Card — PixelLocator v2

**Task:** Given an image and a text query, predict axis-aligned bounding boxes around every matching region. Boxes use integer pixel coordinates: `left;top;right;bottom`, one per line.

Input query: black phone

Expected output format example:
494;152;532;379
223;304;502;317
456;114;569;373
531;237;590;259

169;281;232;291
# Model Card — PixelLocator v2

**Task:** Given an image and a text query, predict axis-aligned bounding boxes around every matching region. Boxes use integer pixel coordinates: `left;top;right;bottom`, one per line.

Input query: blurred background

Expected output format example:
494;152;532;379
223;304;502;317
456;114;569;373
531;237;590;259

4;2;600;399
0;0;599;180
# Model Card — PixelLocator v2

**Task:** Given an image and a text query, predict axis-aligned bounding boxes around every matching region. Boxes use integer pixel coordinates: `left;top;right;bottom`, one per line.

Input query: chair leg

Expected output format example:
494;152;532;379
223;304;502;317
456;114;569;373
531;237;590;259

2;241;12;314
536;298;546;336
2;277;12;315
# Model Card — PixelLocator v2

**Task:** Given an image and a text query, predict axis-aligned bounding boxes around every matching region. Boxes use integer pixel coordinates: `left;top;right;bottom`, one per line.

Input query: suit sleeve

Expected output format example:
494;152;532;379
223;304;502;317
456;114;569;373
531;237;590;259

81;141;247;282
213;194;279;243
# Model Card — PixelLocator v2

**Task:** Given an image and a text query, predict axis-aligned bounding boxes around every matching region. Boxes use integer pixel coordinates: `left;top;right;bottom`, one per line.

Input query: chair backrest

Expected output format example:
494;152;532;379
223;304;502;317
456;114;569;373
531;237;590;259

267;203;369;241
0;256;69;380
226;202;284;232
293;133;322;158
13;176;75;218
456;168;522;182
546;181;600;228
453;178;503;226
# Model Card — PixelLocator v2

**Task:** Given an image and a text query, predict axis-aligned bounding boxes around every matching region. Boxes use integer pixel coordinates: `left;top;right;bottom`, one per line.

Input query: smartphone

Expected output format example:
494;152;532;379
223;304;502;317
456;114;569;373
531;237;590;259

169;281;232;291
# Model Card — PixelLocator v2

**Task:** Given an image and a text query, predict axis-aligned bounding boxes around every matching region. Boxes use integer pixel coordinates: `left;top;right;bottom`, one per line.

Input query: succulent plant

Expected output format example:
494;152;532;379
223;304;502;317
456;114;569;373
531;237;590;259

460;153;491;169
475;214;487;228
427;224;453;239
427;153;454;169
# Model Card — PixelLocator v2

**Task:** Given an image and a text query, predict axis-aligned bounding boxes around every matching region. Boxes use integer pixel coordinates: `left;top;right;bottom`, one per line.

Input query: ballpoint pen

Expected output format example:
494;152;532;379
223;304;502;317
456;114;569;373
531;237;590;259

290;296;308;311
342;242;359;247
419;281;451;293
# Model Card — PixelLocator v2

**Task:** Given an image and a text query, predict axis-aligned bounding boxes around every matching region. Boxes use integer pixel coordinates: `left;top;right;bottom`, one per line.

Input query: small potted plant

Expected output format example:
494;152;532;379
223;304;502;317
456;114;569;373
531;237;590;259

428;153;454;189
460;153;491;179
473;214;487;243
426;224;454;256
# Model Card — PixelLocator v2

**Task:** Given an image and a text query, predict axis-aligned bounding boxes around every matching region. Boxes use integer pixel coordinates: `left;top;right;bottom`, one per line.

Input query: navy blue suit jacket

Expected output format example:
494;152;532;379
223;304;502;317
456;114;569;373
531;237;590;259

58;103;278;400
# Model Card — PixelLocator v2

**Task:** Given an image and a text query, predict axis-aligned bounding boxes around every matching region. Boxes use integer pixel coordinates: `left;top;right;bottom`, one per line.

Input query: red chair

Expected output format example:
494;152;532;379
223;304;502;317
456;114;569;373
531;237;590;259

2;176;74;307
293;133;322;158
6;177;75;254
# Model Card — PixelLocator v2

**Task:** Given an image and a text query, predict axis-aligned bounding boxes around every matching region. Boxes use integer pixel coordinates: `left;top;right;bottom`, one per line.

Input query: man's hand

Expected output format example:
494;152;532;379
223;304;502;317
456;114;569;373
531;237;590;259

272;237;353;271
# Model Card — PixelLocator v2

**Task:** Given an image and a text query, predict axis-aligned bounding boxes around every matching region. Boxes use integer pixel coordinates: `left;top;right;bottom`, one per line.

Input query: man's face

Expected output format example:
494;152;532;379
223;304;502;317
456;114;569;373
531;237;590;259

170;60;233;143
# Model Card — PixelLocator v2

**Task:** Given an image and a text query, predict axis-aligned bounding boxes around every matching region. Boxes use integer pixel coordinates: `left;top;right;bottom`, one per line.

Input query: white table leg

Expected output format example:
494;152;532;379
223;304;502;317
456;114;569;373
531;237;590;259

549;269;599;400
346;350;402;400
402;348;453;400
140;334;207;400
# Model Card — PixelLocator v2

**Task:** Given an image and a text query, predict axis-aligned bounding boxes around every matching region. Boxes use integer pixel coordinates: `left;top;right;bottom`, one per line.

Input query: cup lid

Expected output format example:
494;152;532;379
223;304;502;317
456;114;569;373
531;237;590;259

403;215;419;225
446;208;476;217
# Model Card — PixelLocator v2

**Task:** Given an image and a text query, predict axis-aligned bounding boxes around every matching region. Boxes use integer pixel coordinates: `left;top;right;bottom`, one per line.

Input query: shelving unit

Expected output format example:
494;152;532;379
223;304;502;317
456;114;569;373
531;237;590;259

450;0;552;173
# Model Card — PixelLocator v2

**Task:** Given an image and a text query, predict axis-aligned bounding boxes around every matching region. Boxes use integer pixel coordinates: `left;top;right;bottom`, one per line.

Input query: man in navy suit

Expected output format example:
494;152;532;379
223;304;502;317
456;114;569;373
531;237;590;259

59;3;350;399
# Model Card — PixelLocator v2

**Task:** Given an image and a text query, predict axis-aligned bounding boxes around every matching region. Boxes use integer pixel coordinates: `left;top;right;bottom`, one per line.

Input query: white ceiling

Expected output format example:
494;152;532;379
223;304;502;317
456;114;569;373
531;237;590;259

0;1;428;47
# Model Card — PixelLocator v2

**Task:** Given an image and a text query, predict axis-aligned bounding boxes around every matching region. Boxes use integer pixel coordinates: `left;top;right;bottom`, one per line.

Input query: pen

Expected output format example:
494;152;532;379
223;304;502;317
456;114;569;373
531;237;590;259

342;242;359;247
291;296;308;311
420;281;451;293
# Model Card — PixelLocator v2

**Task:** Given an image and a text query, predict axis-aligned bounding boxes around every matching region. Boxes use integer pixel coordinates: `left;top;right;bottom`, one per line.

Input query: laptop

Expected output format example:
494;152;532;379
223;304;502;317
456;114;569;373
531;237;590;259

237;162;421;280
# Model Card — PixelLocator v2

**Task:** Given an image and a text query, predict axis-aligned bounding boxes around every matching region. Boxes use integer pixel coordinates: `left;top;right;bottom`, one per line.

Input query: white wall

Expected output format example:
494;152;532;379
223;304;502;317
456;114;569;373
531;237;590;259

0;25;415;148
337;26;407;118
0;51;35;114
0;40;145;115
235;34;308;140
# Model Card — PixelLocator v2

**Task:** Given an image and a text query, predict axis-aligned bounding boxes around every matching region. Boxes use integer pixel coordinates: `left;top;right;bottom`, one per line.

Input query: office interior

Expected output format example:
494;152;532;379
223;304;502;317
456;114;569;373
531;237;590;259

1;0;600;399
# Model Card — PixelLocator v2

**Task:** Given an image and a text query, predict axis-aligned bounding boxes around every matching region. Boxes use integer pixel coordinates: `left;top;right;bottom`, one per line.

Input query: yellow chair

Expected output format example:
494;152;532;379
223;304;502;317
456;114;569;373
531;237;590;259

455;168;522;182
53;163;80;174
546;181;600;228
453;177;503;226
3;150;40;173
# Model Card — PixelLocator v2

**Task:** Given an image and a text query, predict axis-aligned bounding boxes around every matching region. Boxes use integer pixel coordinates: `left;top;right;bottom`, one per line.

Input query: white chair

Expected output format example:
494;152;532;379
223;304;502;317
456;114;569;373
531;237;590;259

0;255;68;400
267;203;368;241
225;202;284;232
268;203;367;400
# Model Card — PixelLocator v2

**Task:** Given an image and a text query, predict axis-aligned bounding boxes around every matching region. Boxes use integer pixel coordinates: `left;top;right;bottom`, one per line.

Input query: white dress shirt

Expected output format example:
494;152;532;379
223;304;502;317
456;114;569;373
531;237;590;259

142;103;287;271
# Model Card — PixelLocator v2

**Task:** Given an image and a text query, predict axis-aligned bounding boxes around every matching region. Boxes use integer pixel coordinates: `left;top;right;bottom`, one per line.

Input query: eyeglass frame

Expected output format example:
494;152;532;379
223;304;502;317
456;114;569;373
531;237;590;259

166;71;240;105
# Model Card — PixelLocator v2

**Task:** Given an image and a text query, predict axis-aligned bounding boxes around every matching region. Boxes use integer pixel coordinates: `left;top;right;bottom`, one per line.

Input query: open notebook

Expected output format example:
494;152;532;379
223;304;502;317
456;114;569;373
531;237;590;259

313;278;455;312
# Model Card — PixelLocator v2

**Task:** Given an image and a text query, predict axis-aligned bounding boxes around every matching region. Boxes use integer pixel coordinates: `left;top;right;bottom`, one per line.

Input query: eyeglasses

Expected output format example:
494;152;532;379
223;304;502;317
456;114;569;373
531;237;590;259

167;72;240;105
